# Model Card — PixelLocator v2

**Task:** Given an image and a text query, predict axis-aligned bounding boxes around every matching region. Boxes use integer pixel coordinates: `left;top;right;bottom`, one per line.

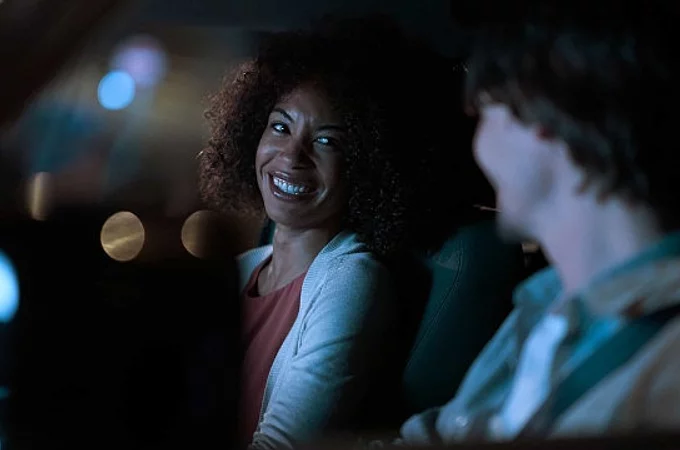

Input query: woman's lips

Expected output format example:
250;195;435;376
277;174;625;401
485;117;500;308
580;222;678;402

268;173;317;200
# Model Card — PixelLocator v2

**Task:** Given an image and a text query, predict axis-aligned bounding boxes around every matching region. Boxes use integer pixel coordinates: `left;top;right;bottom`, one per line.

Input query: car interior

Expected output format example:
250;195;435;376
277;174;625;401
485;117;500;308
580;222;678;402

1;0;677;449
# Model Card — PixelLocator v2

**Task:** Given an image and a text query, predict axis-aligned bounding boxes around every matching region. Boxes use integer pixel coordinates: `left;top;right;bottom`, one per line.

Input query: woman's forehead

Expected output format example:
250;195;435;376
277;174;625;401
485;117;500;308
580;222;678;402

274;84;343;123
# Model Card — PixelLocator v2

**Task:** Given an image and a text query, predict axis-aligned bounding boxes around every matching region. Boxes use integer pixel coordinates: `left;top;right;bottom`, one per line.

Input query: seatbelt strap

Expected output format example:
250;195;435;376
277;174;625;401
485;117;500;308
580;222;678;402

519;304;680;438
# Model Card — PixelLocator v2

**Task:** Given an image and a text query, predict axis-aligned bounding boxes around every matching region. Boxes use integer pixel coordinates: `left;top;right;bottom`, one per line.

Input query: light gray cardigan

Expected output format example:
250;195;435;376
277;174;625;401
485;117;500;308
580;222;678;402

238;230;396;450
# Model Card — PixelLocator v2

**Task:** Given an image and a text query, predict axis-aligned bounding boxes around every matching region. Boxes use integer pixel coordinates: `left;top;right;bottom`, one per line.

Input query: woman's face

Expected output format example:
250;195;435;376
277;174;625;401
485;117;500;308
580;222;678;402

255;84;347;231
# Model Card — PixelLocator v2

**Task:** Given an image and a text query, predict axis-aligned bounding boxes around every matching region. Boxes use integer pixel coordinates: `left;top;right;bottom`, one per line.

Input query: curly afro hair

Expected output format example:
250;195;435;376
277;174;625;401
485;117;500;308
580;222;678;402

200;15;492;258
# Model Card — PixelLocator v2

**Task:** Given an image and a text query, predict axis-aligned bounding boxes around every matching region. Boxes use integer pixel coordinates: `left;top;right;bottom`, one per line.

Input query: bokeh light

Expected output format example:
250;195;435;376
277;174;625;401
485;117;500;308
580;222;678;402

26;171;53;221
97;71;136;110
181;210;213;259
111;34;168;88
100;211;145;262
0;251;19;323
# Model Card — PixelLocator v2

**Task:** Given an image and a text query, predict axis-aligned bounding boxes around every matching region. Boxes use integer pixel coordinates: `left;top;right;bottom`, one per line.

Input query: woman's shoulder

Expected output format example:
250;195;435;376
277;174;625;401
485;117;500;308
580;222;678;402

319;229;391;260
312;230;386;273
306;230;393;298
302;231;396;330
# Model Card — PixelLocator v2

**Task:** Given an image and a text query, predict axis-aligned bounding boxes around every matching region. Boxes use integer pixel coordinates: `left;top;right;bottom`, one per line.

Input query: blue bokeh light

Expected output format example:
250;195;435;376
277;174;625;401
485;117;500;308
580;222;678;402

0;251;19;323
97;71;136;110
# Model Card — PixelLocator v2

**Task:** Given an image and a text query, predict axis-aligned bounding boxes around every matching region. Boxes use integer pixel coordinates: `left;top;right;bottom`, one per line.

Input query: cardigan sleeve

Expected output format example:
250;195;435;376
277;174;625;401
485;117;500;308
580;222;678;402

250;252;396;449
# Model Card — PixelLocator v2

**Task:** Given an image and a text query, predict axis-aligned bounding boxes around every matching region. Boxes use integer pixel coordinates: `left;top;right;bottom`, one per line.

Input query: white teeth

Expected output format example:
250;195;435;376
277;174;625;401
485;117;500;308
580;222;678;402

272;176;312;195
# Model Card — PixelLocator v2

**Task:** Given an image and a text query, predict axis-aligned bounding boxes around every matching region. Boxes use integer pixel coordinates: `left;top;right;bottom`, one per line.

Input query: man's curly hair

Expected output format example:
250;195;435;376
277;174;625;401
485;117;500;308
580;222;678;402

200;16;491;258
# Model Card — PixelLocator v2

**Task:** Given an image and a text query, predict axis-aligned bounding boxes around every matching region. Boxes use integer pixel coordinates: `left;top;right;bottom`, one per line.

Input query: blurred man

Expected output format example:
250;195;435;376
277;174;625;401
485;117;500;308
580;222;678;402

402;1;680;444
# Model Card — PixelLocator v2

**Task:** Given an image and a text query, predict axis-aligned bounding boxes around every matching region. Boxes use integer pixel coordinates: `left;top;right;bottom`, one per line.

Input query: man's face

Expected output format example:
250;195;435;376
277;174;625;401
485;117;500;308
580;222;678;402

473;96;557;241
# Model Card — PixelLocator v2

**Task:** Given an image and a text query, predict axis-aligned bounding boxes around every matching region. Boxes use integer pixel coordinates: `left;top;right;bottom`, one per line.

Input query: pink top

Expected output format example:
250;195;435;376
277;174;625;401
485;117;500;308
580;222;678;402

239;258;305;444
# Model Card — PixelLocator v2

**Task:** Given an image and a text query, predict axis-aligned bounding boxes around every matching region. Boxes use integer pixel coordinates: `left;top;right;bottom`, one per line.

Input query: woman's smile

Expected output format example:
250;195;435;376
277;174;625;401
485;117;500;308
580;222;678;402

268;172;317;201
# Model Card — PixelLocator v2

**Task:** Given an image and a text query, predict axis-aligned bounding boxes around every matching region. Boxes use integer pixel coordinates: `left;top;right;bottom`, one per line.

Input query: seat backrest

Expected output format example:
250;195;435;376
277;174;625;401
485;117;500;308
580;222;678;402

399;218;525;416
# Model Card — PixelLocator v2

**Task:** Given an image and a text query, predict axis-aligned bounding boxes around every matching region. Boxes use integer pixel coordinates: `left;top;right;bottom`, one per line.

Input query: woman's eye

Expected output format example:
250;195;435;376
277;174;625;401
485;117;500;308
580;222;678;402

314;136;335;147
271;123;288;134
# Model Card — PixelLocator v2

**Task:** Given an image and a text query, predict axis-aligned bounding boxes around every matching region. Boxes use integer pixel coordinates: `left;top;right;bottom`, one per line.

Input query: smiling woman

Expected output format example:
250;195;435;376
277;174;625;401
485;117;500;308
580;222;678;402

256;85;347;236
199;15;485;450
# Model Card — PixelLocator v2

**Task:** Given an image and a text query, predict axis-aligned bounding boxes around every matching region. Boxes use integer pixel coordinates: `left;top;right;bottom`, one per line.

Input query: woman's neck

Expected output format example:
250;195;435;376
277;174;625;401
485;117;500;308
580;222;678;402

258;225;340;295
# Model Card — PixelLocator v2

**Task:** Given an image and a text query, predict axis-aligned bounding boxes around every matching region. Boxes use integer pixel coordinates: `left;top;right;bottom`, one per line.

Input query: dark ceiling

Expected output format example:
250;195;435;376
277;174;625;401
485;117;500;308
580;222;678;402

138;0;471;56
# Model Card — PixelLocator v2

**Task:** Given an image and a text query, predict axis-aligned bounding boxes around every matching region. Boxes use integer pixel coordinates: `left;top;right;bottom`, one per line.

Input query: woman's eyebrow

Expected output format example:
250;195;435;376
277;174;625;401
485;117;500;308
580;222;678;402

271;107;294;121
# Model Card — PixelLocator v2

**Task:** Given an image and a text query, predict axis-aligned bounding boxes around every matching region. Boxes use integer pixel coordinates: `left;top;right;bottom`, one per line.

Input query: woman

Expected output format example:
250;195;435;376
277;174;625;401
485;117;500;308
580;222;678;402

200;17;489;449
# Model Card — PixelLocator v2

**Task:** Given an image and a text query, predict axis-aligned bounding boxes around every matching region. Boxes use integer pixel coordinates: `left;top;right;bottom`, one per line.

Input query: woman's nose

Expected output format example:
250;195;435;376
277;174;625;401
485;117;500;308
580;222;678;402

279;138;311;165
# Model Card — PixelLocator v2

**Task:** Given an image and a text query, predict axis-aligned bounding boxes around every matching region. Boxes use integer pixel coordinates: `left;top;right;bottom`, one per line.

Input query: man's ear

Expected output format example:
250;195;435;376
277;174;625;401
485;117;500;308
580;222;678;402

536;126;592;196
546;135;595;197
